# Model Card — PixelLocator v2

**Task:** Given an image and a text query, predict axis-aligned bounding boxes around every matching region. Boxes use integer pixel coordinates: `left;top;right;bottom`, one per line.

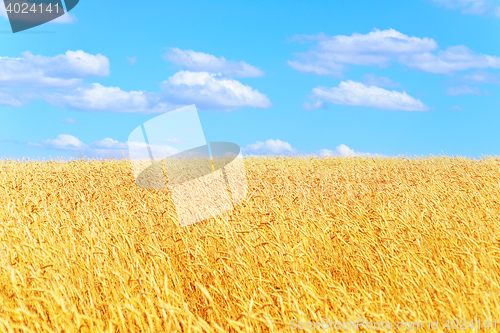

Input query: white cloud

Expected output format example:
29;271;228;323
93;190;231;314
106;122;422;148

399;45;500;74
28;134;179;159
316;147;353;157
40;72;270;113
243;139;298;155
462;70;500;84
89;139;178;159
287;28;438;76
362;74;402;88
163;48;265;78
46;73;270;113
316;144;386;157
243;140;385;158
451;105;465;110
160;71;272;111
306;80;430;111
0;86;37;107
35;134;86;150
89;138;128;150
127;56;137;66
0;50;109;88
44;83;179;114
0;50;270;113
126;141;179;160
447;84;483;95
0;90;24;107
288;28;500;76
89;140;178;159
430;0;500;17
22;50;110;78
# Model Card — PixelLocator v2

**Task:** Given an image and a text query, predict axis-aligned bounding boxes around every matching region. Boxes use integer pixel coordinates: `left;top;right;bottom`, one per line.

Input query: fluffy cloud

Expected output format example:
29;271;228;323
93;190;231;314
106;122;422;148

305;80;430;111
287;28;438;76
0;90;24;107
243;139;298;155
89;138;128;150
446;85;483;95
430;0;500;17
0;50;270;112
0;86;38;107
316;144;385;157
44;83;180;113
28;134;179;159
450;105;465;110
243;140;385;157
31;135;384;160
22;50;109;79
163;48;265;78
288;28;500;76
461;70;500;84
160;71;272;110
0;50;109;88
33;134;86;150
399;45;500;74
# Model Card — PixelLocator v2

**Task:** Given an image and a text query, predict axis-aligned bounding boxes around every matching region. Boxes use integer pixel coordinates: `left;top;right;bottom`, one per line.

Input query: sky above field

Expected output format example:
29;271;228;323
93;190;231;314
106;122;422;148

0;0;499;160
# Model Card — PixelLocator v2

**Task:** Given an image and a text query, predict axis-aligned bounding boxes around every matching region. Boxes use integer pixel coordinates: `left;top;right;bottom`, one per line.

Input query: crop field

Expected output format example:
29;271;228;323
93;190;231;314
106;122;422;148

0;156;500;332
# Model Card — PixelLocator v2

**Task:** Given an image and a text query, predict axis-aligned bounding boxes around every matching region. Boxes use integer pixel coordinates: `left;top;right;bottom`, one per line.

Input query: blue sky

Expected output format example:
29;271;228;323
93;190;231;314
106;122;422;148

0;0;499;160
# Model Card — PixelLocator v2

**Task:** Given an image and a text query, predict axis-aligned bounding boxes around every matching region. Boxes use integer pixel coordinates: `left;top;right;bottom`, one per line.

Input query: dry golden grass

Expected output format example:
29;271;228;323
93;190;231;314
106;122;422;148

1;155;500;332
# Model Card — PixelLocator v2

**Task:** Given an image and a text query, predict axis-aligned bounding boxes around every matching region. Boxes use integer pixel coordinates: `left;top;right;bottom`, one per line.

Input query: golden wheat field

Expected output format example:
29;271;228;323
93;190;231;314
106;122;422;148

1;155;500;332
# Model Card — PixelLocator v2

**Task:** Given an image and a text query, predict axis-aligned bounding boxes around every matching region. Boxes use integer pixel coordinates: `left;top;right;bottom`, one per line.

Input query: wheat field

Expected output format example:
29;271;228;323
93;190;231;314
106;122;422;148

0;155;500;332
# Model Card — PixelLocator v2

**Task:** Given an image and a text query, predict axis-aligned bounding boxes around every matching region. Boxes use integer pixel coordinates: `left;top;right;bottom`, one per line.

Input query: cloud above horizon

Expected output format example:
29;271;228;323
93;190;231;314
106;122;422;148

461;70;500;84
28;134;179;159
43;83;181;114
429;0;500;17
304;80;430;111
287;28;500;76
163;48;265;78
242;139;385;157
160;71;272;111
316;144;386;157
0;50;109;88
0;51;272;112
243;139;299;155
